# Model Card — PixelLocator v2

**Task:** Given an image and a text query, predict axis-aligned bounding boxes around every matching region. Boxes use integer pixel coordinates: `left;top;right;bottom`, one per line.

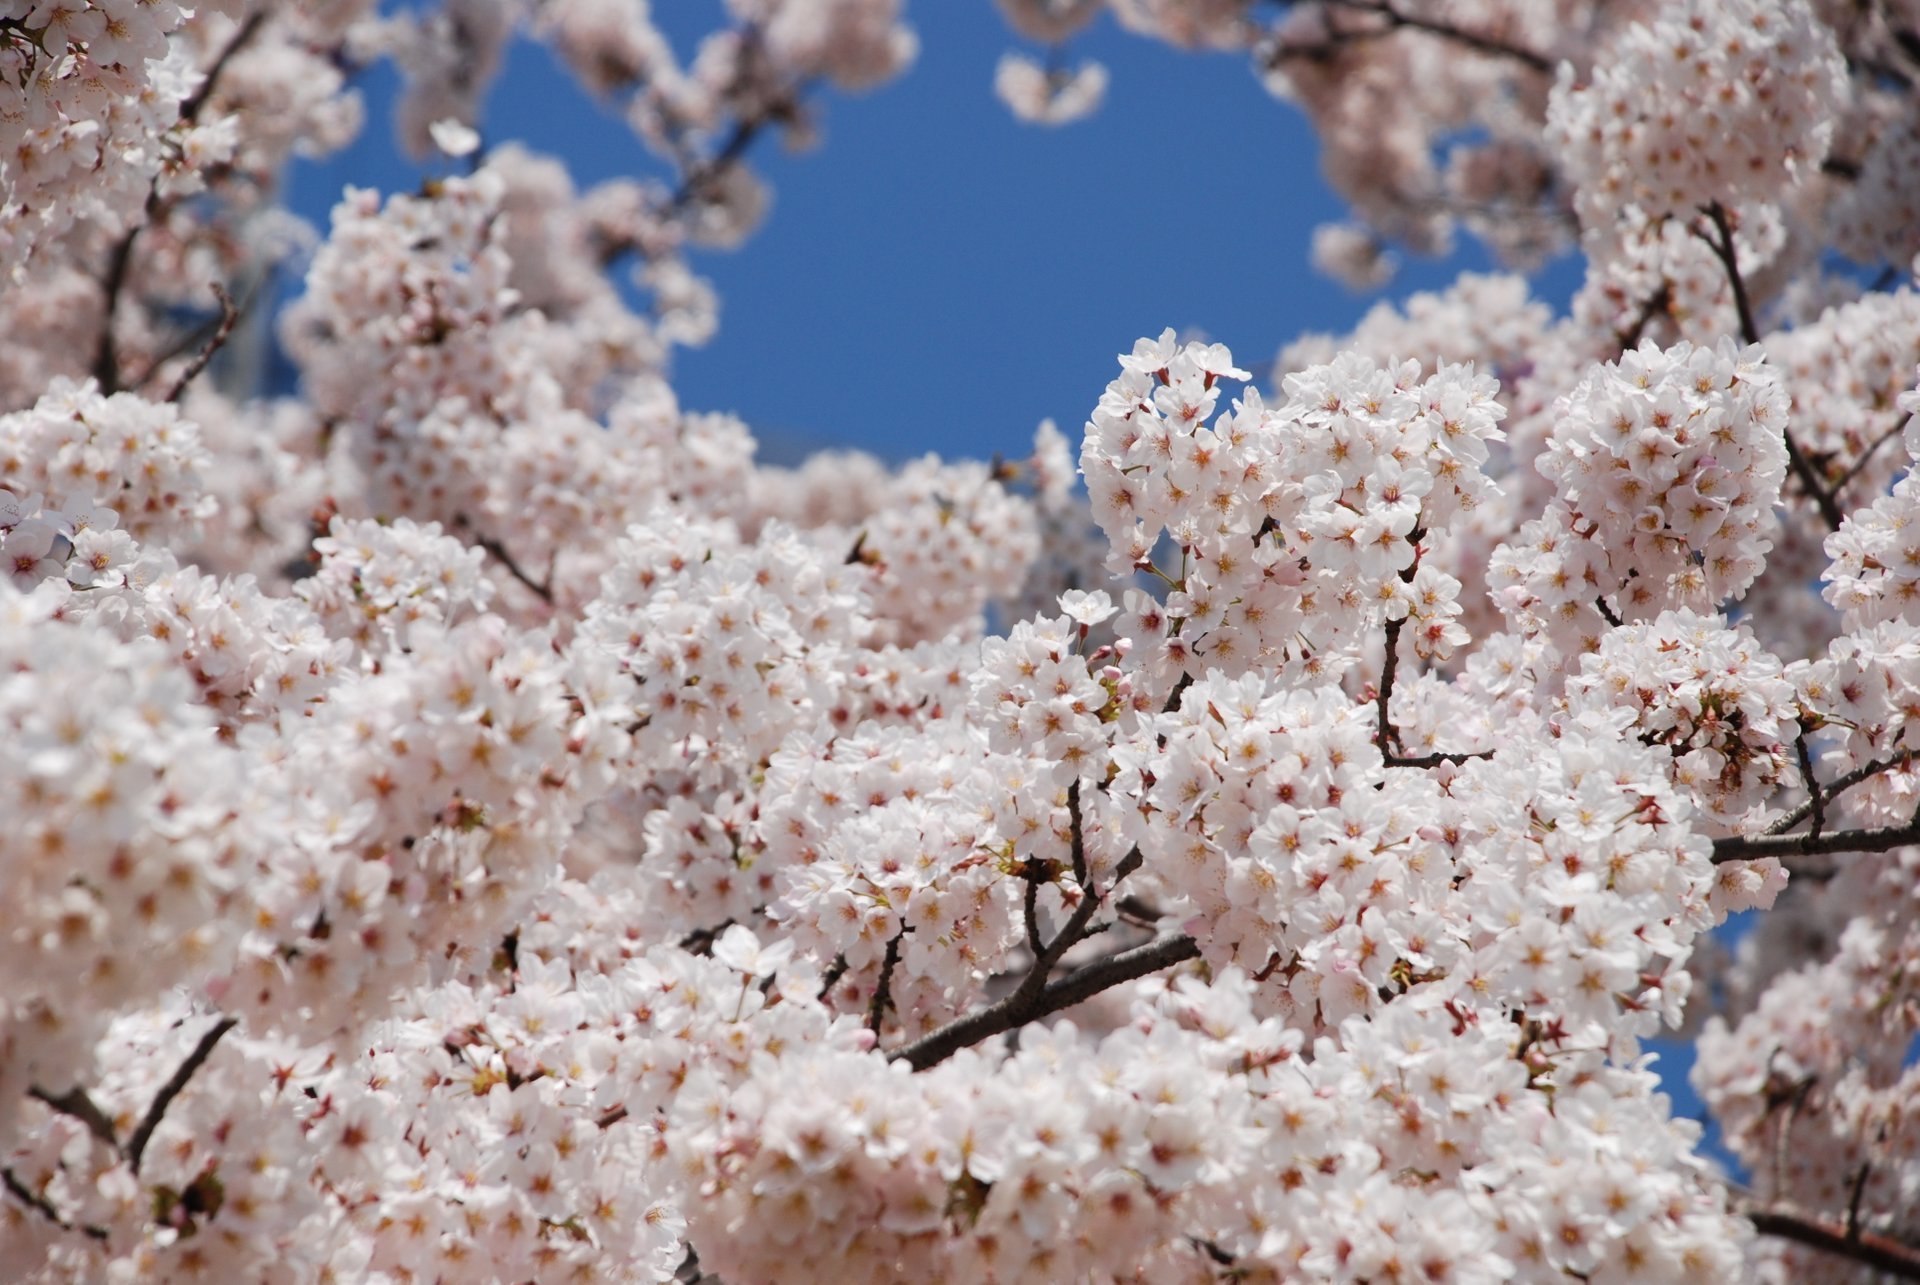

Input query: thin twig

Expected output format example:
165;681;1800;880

91;12;266;394
93;228;142;393
1371;528;1489;769
1765;754;1916;836
1384;747;1495;769
1697;201;1844;530
162;283;240;403
1846;1159;1874;1241
1021;860;1046;958
475;533;554;604
127;1015;238;1175
1833;412;1914;497
1616;282;1673;353
1314;0;1555;72
1163;671;1194;715
176;13;267;129
1376;617;1405;758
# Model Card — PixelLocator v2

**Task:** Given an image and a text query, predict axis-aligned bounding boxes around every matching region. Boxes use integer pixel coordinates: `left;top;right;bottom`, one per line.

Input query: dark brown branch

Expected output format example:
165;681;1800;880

1712;818;1920;864
1375;616;1405;758
1163;671;1194;715
92;12;266;395
890;832;1148;1071
126;1016;237;1175
817;953;849;1000
176;12;267;129
670;115;768;213
1385;747;1495;768
1794;729;1825;841
1834;412;1915;497
1372;529;1488;769
1747;1207;1920;1279
1697;201;1843;530
868;930;905;1034
92;228;141;393
162;283;240;403
892;933;1200;1071
1699;202;1762;347
27;1085;118;1150
1616;283;1673;353
1846;1159;1874;1240
1066;778;1088;890
2;1167;109;1241
1315;0;1555;73
1021;860;1046;958
476;533;554;605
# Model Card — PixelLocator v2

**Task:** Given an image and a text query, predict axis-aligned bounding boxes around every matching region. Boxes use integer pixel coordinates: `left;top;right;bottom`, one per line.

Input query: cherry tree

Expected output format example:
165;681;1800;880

5;0;1920;1280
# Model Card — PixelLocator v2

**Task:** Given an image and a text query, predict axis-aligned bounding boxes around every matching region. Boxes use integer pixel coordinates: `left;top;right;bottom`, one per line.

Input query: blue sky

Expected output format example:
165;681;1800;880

287;4;1582;463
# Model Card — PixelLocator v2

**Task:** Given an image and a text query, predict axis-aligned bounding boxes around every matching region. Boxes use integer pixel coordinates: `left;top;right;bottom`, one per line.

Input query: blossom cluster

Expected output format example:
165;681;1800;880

1491;339;1789;665
1545;0;1845;245
1081;331;1505;698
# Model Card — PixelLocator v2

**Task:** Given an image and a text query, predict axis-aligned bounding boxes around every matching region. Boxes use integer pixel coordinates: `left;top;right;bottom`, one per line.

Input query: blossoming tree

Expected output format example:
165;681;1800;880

5;0;1920;1279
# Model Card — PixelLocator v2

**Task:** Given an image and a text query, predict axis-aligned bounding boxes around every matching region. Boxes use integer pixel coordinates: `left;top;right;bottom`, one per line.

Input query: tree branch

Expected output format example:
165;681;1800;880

1755;753;1915;841
1833;411;1915;498
868;929;905;1034
1696;201;1843;530
26;1084;118;1151
892;934;1201;1071
126;1015;237;1175
1747;1206;1920;1280
1713;816;1920;864
2;1167;109;1241
162;282;241;403
889;787;1150;1070
1312;0;1556;73
1793;728;1825;841
92;12;267;395
474;532;554;604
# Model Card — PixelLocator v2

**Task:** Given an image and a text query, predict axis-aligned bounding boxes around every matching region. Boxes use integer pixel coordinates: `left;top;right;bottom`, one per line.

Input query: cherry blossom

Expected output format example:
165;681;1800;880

7;2;1920;1281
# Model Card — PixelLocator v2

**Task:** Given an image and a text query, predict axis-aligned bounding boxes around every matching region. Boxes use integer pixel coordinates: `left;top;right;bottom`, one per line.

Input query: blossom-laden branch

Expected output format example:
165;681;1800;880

892;932;1201;1072
8;1016;237;1237
1834;411;1916;499
1745;1206;1920;1280
1268;0;1555;74
471;529;554;605
2;1168;109;1241
126;1015;238;1175
1695;201;1844;530
161;282;241;403
26;1084;119;1150
92;11;267;394
890;780;1167;1070
1712;813;1920;864
1374;530;1492;769
1735;745;1912;845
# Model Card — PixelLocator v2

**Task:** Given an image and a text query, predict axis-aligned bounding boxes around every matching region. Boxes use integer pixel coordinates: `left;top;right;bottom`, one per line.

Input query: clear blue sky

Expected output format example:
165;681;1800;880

287;4;1580;463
